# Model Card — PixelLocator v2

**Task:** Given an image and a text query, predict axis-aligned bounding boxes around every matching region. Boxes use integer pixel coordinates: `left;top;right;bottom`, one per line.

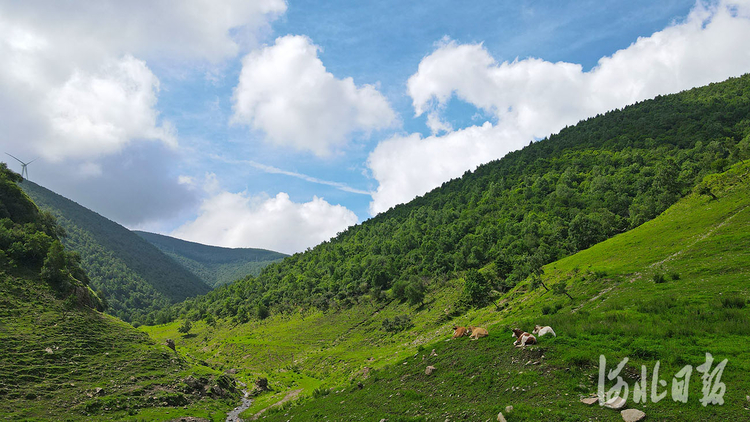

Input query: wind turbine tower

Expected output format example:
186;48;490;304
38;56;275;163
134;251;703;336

5;153;36;181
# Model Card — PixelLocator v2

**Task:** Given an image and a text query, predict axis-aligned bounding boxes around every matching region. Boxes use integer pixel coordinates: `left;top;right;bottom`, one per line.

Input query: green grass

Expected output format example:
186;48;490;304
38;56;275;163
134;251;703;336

0;270;239;421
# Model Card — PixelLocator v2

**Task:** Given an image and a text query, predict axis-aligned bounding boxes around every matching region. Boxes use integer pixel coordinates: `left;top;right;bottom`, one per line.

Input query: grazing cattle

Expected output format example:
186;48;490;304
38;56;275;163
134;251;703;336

511;328;537;347
532;325;556;337
468;326;488;340
452;326;468;339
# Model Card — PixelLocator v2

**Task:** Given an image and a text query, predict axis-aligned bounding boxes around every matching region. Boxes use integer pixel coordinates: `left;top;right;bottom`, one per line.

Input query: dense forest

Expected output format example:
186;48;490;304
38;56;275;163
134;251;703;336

147;75;750;326
0;165;103;311
21;182;211;324
134;231;286;288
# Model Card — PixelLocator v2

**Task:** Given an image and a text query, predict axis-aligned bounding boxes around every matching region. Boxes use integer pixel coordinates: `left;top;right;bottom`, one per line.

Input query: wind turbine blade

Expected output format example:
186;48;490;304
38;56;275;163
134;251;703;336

26;158;38;165
5;153;25;165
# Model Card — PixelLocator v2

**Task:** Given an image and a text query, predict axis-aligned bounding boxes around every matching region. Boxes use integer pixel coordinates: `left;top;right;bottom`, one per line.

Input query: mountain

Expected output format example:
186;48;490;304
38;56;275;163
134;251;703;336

19;181;211;324
149;74;750;325
251;160;750;422
0;164;241;421
134;231;287;288
140;75;750;420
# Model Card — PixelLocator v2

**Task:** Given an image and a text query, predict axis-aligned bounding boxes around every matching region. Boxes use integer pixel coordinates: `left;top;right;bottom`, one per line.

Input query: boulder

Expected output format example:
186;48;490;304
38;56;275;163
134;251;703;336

255;377;269;391
497;412;507;422
505;405;513;413
581;397;598;405
621;408;646;422
425;366;436;375
165;339;176;351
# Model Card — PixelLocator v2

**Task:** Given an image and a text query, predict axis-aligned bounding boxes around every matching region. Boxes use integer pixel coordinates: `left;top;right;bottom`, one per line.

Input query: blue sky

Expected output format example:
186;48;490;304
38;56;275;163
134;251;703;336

1;0;749;253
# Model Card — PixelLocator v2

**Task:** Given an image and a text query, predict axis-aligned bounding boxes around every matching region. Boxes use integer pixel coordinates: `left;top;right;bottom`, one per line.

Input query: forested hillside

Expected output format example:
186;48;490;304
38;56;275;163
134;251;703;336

134;231;286;288
151;74;750;325
20;182;211;324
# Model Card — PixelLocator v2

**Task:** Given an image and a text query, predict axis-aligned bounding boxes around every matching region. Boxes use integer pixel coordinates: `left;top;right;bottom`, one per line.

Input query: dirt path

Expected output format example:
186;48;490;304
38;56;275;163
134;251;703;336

250;389;303;420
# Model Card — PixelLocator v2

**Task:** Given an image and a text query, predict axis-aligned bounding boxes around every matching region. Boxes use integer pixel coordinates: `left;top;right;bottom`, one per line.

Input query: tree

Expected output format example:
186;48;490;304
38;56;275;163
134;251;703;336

463;269;491;307
404;278;426;306
177;319;192;334
552;281;574;300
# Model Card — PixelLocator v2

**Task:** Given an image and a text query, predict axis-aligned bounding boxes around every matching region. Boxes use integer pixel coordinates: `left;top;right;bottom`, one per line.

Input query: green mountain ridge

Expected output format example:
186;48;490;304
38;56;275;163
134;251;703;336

133;230;287;288
20;180;212;324
149;74;750;326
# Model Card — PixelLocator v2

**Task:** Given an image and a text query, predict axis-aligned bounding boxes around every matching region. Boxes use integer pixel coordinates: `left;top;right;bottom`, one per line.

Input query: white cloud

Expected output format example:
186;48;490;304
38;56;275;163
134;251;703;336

172;175;358;254
368;0;750;215
0;0;286;162
41;55;176;161
231;35;397;156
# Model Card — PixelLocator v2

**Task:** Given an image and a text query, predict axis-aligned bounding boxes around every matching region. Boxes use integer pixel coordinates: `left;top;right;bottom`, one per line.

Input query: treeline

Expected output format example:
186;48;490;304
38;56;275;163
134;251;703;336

0;164;104;310
147;74;750;326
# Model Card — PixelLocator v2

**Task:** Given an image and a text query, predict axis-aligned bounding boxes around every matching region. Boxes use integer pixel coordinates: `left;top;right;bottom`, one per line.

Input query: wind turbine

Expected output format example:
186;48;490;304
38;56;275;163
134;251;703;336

5;153;37;181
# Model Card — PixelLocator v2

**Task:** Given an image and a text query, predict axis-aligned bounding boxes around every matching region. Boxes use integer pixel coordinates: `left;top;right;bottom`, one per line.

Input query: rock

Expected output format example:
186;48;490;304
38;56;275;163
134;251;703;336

621;408;646;422
497;411;507;422
225;368;237;375
94;387;105;396
45;347;54;354
505;405;513;413
581;397;598;405
604;396;627;410
430;349;437;357
425;365;436;375
165;339;176;351
255;377;269;391
357;382;364;389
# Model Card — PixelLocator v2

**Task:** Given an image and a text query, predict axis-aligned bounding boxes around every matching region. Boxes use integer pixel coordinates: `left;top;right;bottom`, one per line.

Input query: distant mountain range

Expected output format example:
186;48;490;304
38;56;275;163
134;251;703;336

134;230;286;288
20;181;284;324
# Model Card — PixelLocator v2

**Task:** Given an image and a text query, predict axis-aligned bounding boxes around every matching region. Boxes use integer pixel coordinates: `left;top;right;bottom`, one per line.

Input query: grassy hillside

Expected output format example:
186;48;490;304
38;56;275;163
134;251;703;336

20;181;212;324
144;161;750;421
0;164;241;421
134;230;287;288
148;74;750;327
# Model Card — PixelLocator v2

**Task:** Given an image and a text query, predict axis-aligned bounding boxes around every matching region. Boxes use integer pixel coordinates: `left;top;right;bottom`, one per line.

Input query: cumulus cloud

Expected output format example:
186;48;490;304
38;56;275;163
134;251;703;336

0;0;286;162
172;176;358;254
231;35;397;156
368;0;750;215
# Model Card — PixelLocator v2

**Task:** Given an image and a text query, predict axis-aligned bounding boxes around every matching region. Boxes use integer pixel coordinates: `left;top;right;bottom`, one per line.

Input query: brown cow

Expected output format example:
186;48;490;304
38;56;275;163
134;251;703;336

452;326;468;339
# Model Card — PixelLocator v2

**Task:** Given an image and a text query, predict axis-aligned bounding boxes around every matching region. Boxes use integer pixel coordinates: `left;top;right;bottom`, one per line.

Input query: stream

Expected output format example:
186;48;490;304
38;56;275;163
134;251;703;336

226;389;252;422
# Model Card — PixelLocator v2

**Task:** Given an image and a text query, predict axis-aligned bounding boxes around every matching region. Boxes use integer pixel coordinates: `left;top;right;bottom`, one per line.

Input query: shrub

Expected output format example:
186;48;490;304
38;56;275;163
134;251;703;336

653;272;667;283
382;314;412;333
177;319;192;334
668;271;681;280
720;296;746;309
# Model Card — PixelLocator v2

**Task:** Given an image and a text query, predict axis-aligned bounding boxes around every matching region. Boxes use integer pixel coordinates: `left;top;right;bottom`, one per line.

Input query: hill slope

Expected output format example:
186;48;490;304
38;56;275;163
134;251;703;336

146;160;750;422
256;161;750;422
141;75;750;420
20;181;211;324
149;74;750;325
0;164;240;421
134;230;287;288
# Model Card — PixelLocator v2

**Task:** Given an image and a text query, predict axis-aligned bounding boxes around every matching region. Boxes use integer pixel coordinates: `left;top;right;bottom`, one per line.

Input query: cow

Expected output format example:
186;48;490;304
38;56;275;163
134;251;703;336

468;326;488;340
452;326;469;339
511;328;536;347
532;325;556;337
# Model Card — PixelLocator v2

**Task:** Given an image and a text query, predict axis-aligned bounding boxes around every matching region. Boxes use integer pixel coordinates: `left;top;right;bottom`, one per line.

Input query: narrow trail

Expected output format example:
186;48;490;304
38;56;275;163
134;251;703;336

250;389;303;420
